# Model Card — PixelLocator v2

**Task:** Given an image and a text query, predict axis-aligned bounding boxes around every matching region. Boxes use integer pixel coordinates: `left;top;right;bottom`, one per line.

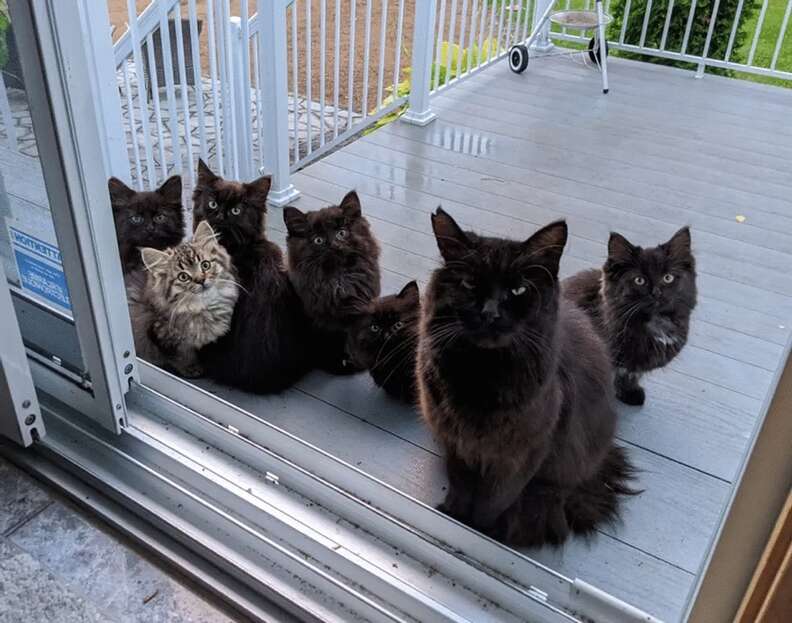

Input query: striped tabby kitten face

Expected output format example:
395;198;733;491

141;220;238;307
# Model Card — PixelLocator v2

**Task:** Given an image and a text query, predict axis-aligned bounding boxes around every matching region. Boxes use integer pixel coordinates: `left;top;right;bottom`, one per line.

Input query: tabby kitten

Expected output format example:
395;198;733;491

125;220;238;378
283;191;381;373
108;175;184;273
563;227;696;406
347;281;420;403
418;208;635;547
194;161;313;393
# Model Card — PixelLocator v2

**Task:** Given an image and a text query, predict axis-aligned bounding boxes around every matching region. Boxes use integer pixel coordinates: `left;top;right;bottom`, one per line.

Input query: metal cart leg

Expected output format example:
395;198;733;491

596;0;609;94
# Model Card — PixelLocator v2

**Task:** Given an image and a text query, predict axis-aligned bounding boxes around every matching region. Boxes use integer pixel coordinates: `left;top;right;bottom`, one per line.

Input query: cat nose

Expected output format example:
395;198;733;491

652;286;661;298
194;275;205;285
481;299;501;323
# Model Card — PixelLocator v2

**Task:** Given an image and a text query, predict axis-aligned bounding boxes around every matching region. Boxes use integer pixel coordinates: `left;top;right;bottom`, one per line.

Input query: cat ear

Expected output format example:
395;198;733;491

140;247;169;272
193;220;217;248
339;190;362;219
607;232;636;263
431;207;473;263
397;280;420;305
519;220;568;278
245;175;271;211
283;206;309;236
156;175;182;204
664;226;691;258
108;177;135;206
197;158;218;186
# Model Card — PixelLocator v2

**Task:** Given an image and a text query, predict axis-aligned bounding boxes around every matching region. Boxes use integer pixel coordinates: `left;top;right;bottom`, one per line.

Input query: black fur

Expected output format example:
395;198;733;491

417;208;636;547
108;176;184;273
563;227;697;406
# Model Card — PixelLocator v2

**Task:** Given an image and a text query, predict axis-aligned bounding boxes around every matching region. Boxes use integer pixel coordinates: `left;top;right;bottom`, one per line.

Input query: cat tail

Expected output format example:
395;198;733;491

564;445;641;537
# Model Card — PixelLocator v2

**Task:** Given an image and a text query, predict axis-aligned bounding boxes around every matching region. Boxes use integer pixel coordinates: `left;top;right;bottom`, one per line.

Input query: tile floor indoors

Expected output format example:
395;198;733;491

0;455;247;623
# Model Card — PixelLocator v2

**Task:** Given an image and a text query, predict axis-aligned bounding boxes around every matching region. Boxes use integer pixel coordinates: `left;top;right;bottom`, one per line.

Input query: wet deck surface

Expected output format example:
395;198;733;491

203;56;792;621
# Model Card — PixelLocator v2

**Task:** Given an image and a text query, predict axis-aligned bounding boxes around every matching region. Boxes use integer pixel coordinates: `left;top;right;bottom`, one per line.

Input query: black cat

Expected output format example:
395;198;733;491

347;281;420;403
108;175;184;274
417;208;635;547
563;227;696;406
283;190;381;374
194;160;312;393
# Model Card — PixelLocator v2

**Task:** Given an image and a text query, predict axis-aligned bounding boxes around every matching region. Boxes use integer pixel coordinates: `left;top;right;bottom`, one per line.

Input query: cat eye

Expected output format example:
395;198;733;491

663;273;675;284
393;321;404;330
313;236;325;245
230;205;242;216
511;286;527;296
336;228;348;240
208;200;218;210
153;214;166;223
634;276;646;286
461;280;475;290
370;323;381;333
177;272;190;282
130;215;144;225
200;260;211;271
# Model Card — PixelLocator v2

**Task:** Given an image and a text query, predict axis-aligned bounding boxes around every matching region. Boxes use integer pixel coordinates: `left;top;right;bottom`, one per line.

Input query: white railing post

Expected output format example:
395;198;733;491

403;0;438;126
229;17;252;180
78;0;130;181
256;0;299;206
531;0;555;52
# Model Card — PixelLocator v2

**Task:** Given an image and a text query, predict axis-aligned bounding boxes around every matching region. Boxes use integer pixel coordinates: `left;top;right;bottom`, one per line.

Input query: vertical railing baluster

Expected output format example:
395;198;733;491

187;0;207;159
333;0;342;139
465;0;477;75
126;0;155;189
748;0;769;65
305;0;313;154
159;1;181;176
347;0;358;130
639;0;654;48
145;33;167;176
362;0;373;118
319;0;327;146
680;0;698;55
485;0;497;64
376;0;389;110
619;0;632;45
771;0;792;70
455;0;469;80
392;0;406;101
173;3;196;186
403;0;439;125
496;0;506;54
256;0;300;205
122;61;143;188
206;0;224;175
660;0;676;51
434;0;448;89
696;0;722;77
240;0;253;173
222;1;239;178
291;1;300;161
444;0;459;86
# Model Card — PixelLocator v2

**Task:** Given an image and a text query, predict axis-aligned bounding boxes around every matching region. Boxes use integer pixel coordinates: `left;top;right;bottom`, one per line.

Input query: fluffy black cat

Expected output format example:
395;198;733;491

194;160;312;393
417;208;635;547
563;227;696;406
347;281;420;403
283;191;381;374
108;175;184;273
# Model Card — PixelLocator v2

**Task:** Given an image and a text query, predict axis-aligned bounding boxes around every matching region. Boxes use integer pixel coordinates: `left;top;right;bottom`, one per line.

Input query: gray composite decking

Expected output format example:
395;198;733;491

199;56;792;622
1;52;790;622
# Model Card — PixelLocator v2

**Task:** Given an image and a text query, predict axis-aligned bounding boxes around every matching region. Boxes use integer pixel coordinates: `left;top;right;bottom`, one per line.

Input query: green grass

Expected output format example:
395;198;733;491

733;0;792;87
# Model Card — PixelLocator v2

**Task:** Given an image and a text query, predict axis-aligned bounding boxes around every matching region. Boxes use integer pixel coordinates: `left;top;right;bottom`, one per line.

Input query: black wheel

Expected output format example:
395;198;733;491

588;37;609;64
508;44;530;74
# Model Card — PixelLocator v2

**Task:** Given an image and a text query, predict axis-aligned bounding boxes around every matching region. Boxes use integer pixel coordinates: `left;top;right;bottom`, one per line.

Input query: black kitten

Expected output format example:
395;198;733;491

108;175;184;273
417;208;635;547
563;227;696;406
347;281;420;403
283;191;381;374
194;161;312;393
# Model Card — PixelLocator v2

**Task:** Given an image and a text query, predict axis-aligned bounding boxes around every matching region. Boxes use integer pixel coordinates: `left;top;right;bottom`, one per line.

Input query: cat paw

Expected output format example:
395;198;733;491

437;501;471;523
617;385;645;406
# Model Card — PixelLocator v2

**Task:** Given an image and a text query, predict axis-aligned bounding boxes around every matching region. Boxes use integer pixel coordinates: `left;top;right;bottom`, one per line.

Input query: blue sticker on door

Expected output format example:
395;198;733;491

8;226;71;312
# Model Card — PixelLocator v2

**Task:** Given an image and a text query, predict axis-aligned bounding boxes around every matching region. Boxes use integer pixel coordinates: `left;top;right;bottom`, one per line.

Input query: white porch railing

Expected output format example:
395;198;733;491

2;1;787;204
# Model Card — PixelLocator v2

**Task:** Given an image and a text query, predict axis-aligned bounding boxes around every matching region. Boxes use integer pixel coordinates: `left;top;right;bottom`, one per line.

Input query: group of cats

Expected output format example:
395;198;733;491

109;160;697;547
